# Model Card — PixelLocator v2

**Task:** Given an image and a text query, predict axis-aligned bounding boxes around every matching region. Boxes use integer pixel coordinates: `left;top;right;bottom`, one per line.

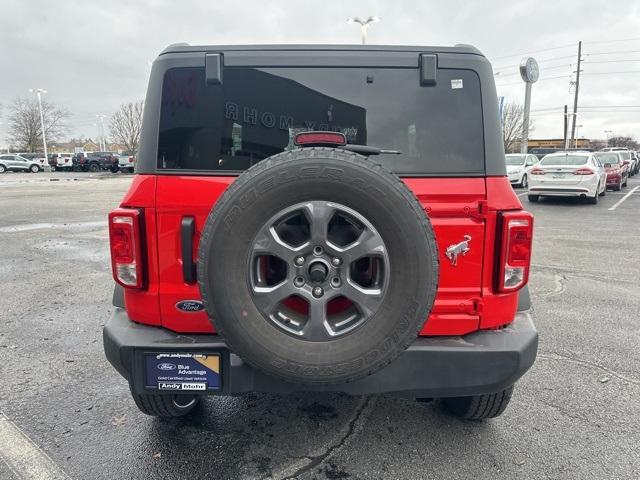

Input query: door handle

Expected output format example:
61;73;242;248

181;217;197;284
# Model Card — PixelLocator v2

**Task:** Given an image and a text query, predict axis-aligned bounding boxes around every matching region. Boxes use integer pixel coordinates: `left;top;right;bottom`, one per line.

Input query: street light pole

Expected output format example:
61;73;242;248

518;58;540;154
96;114;107;151
346;16;380;45
575;124;583;148
29;88;48;167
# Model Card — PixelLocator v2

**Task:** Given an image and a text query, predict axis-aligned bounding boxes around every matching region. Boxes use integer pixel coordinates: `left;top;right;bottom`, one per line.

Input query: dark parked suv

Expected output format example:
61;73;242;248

77;151;119;172
103;44;537;420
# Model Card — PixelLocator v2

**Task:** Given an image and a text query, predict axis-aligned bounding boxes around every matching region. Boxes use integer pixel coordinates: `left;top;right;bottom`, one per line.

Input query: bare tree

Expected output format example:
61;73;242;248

110;101;144;153
501;102;534;153
607;135;639;150
7;97;69;152
589;139;607;151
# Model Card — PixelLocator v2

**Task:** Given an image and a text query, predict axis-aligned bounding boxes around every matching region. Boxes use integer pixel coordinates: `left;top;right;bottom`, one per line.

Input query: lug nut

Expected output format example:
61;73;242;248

294;256;305;266
313;287;324;298
331;257;342;267
294;276;305;287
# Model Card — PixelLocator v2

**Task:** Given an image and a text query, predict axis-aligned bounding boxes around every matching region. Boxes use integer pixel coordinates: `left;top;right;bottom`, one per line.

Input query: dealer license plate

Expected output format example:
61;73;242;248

145;353;220;391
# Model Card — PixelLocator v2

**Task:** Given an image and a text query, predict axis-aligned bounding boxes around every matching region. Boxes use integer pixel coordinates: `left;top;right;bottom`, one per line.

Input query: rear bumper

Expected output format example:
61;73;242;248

528;186;593;196
104;307;538;398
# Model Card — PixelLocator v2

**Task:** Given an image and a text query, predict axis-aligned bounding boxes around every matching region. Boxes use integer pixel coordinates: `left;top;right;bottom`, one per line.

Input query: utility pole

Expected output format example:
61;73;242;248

96;114;107;151
29;88;48;168
563;105;568;149
570;41;582;145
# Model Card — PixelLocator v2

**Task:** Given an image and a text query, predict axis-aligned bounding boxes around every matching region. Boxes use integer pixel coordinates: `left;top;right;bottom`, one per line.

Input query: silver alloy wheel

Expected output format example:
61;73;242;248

30;164;39;173
521;174;528;188
248;201;390;342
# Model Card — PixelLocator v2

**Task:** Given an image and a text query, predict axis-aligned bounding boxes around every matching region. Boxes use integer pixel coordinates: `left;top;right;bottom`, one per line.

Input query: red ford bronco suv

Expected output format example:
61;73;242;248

104;44;537;420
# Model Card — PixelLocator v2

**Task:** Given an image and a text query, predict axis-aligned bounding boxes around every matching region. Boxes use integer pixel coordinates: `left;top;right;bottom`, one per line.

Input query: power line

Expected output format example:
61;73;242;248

530;110;640;116
583;37;640;45
493;55;578;70
586;50;640;56
496;63;574;77
491;38;640;62
495;74;571;87
584;59;640;64
580;105;640;108
581;70;640;75
491;43;576;60
496;69;640;87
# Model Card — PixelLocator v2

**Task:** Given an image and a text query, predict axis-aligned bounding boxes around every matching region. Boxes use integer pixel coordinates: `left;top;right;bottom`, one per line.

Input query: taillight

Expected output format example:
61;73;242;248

530;167;545;175
109;208;145;289
128;157;134;163
497;212;534;292
294;131;347;146
574;167;594;175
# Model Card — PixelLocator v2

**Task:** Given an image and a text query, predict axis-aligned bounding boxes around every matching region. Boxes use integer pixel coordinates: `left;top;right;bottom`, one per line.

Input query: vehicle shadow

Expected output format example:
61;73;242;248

122;392;495;479
532;196;597;207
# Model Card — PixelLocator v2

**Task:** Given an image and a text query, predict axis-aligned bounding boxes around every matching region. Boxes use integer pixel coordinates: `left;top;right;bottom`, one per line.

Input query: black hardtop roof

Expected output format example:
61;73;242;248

159;43;484;57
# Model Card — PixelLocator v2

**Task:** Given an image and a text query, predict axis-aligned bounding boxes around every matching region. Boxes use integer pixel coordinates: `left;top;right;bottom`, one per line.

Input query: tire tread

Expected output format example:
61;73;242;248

442;385;514;420
131;391;199;418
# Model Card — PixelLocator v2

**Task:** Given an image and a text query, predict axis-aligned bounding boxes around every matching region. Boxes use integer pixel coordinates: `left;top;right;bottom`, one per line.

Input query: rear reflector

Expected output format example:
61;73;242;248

530;167;545;175
574;167;594;175
109;208;145;289
497;212;534;292
294;131;347;146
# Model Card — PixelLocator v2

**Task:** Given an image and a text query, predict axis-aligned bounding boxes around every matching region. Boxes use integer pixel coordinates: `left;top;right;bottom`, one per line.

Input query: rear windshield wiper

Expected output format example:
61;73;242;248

339;144;402;156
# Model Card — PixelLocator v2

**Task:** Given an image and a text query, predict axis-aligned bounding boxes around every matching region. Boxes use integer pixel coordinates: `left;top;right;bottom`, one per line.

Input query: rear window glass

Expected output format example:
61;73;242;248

540;155;588;166
618;151;631;160
594;153;620;164
505;154;526;165
157;67;485;175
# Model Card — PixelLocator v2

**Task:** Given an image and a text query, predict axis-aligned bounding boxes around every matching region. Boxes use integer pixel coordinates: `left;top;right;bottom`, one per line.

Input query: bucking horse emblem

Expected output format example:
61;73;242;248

445;235;472;266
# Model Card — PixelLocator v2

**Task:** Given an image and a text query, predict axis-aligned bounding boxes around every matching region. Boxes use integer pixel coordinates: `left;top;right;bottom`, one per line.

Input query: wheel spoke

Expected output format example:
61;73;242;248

253;225;301;263
302;299;332;341
251;281;296;314
339;228;386;264
303;202;335;244
342;280;383;318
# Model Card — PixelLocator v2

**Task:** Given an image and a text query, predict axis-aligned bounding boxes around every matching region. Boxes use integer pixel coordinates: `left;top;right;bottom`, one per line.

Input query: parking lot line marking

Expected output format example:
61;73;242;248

0;413;71;480
608;186;639;211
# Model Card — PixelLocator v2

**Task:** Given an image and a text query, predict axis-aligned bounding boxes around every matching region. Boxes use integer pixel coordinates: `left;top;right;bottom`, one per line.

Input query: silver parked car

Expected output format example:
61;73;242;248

0;154;44;173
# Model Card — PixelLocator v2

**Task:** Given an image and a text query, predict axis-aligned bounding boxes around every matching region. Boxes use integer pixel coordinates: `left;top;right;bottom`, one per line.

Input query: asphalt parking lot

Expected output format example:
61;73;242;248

0;171;639;480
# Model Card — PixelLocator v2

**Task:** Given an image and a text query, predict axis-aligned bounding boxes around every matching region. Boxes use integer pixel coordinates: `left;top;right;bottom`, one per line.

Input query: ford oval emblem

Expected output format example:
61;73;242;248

157;363;176;371
176;300;205;313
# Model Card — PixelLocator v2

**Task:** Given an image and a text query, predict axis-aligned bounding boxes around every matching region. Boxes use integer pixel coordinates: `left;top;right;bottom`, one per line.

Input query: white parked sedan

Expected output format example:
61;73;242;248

505;153;539;188
527;151;607;204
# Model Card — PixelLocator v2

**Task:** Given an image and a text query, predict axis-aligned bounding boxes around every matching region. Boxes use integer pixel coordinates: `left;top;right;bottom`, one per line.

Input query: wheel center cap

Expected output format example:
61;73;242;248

308;261;328;283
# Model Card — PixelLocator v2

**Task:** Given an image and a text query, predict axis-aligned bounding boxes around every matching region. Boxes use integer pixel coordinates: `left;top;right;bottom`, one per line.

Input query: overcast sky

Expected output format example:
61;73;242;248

1;0;640;148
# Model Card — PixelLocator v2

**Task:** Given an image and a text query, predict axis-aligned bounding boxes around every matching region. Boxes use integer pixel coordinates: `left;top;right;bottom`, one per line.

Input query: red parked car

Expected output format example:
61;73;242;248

103;44;537;421
595;152;629;190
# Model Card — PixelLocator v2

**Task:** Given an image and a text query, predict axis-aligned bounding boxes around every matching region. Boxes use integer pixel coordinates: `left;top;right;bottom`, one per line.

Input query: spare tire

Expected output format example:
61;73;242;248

198;148;439;384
